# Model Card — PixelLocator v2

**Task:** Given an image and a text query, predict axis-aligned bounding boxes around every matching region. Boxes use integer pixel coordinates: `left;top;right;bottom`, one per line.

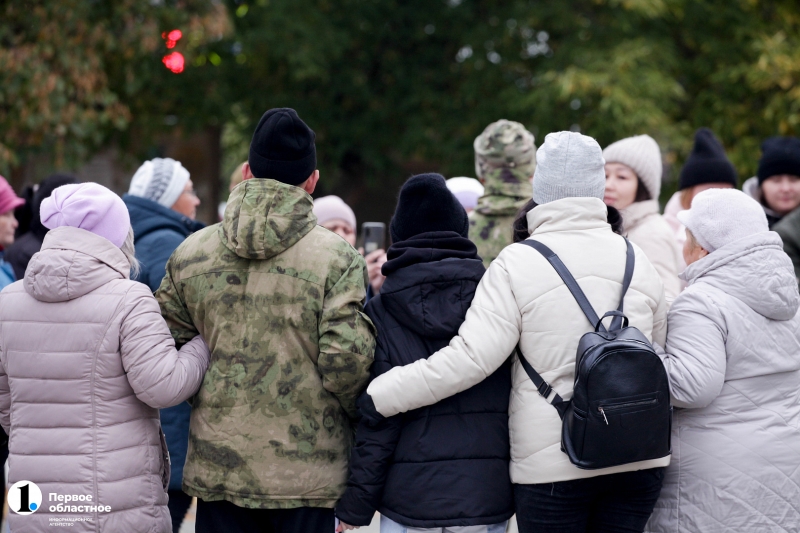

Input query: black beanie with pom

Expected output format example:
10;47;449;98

679;128;738;190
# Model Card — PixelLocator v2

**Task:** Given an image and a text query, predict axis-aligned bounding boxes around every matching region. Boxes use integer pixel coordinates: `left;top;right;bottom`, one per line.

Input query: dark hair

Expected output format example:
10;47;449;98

513;199;624;243
634;177;651;202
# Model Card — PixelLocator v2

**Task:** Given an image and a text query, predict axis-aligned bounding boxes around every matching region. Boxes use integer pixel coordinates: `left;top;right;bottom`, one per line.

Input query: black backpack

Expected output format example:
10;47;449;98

515;238;672;470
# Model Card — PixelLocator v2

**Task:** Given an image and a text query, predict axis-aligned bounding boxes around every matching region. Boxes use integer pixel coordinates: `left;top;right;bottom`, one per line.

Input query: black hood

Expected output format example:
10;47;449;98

379;231;484;339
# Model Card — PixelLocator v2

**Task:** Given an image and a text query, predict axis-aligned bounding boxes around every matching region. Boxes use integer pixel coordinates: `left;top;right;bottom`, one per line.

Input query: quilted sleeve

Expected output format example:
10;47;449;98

661;288;727;409
366;258;521;418
120;283;210;408
0;332;9;434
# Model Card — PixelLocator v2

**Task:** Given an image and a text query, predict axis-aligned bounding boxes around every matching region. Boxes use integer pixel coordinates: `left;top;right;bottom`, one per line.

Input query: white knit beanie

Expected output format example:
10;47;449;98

532;131;606;204
446;177;485;210
677;188;768;252
602;134;662;199
128;158;190;209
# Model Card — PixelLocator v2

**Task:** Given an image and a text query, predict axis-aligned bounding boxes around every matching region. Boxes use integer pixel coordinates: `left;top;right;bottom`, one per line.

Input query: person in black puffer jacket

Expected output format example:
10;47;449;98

335;173;513;533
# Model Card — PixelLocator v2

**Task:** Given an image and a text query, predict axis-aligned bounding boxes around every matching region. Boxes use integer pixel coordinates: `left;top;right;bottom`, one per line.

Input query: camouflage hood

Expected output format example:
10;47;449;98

221;179;317;260
475;167;532;216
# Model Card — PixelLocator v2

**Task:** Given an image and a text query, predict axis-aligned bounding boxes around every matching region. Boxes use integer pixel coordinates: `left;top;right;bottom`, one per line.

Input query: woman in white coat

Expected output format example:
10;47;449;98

647;188;800;532
602;135;681;301
360;132;670;533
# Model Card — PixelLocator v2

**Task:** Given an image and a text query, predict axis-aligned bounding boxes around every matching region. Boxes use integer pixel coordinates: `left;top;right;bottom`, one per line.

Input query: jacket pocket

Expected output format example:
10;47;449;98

158;426;171;492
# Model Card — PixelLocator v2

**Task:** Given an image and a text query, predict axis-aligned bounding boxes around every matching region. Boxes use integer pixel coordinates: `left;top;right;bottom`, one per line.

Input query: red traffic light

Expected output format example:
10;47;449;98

162;52;185;74
161;29;183;49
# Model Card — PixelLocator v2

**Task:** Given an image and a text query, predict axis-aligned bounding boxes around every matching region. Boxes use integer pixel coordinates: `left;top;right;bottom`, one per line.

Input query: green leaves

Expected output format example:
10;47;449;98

3;0;800;207
0;0;227;175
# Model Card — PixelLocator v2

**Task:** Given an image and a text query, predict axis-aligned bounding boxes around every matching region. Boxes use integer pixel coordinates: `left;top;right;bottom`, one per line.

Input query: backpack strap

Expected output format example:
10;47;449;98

515;345;569;420
611;238;635;330
517;239;605;333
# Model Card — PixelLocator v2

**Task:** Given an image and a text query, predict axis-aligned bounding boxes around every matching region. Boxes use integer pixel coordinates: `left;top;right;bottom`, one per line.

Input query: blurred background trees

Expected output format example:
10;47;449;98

2;0;799;224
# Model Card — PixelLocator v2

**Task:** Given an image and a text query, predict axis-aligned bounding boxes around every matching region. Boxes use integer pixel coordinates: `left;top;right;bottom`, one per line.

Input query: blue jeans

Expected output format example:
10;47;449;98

380;515;508;533
514;468;666;533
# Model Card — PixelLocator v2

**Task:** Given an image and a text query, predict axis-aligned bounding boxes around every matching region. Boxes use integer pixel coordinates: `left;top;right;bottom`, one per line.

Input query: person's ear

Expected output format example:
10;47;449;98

302;170;320;195
242;162;254;181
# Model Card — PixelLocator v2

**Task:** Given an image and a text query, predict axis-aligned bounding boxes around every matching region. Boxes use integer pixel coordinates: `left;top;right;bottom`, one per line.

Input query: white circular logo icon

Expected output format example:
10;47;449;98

8;480;42;515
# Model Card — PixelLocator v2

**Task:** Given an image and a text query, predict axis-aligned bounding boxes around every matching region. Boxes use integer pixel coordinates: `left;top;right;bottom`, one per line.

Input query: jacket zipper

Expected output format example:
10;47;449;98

597;398;658;425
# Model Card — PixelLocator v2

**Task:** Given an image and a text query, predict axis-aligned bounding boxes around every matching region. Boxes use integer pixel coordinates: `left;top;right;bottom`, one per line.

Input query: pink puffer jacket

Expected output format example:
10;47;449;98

0;227;210;533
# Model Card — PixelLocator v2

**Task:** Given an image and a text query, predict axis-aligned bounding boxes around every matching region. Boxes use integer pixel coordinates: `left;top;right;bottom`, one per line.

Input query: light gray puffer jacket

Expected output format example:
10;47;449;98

646;231;800;532
0;227;210;533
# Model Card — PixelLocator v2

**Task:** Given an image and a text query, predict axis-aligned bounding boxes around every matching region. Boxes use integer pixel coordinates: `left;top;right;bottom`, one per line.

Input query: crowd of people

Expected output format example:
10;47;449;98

0;106;799;533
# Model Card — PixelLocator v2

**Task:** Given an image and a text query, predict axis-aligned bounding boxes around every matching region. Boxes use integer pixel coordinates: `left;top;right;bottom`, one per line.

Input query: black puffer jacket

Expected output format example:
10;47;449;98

335;231;513;528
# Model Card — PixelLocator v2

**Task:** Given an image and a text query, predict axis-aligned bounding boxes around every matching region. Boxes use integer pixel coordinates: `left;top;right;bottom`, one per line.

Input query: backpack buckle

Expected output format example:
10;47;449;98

537;381;552;399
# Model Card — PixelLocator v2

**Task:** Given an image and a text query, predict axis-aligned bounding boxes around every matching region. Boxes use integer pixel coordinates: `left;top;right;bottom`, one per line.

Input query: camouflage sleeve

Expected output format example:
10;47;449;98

155;254;198;349
776;222;800;285
317;252;377;420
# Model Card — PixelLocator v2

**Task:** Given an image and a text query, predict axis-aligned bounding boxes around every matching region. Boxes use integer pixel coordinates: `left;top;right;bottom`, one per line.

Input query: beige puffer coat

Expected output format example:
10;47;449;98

367;197;669;485
621;200;682;302
0;227;210;533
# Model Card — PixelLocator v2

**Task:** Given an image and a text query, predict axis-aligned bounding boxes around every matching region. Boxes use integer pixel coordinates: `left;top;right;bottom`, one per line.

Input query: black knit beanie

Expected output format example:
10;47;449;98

248;108;316;185
679;128;738;190
390;173;470;243
31;174;78;236
757;136;800;185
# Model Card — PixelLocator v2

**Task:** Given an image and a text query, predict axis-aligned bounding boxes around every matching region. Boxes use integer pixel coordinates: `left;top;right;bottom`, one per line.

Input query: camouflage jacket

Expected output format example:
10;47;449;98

469;168;532;267
156;178;376;509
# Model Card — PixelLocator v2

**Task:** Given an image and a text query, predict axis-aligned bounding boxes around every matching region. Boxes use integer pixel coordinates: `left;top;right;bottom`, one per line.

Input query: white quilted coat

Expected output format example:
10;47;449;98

646;231;800;532
367;197;670;484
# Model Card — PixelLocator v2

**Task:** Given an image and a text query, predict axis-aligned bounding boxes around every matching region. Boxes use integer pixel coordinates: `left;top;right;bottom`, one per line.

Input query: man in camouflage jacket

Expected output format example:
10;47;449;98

156;108;375;532
469;119;537;267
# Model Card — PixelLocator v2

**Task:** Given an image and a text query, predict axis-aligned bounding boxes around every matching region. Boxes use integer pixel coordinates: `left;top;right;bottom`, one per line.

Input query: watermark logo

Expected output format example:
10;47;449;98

9;481;42;515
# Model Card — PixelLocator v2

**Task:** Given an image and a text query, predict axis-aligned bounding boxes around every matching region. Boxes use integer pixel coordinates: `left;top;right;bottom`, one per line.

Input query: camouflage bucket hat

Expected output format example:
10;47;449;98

474;119;537;180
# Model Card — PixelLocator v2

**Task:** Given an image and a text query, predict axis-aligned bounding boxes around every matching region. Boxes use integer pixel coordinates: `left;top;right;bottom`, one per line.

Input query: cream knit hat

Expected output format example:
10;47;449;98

602;135;662;200
677;188;768;252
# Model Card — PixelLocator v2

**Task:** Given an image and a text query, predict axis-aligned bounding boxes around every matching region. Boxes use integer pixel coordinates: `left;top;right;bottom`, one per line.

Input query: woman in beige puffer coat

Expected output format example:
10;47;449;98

0;183;210;533
602;135;682;302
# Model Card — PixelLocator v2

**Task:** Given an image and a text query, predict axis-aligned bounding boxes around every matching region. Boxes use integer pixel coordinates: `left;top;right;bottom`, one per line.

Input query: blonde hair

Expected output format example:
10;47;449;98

120;227;141;279
680;188;694;210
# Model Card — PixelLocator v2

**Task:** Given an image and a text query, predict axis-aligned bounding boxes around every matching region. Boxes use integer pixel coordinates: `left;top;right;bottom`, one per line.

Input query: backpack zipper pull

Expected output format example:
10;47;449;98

598;407;609;425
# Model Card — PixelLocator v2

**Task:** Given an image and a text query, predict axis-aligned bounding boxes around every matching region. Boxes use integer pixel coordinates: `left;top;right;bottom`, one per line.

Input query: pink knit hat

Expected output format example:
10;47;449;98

313;195;356;230
40;183;130;248
0;176;25;215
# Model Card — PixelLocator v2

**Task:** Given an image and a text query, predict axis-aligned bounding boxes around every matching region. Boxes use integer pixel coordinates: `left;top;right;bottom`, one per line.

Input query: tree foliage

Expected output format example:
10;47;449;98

2;0;800;219
221;0;800;216
0;0;229;175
